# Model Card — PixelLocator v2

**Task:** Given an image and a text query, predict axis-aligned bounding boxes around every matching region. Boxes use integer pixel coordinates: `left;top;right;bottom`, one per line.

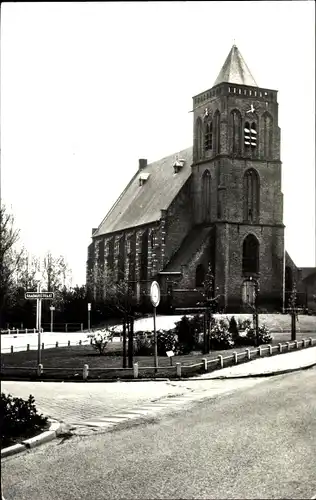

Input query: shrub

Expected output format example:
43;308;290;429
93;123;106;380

174;315;205;354
91;329;113;355
237;318;252;331
210;318;234;349
157;329;180;356
134;331;153;356
245;323;273;345
1;393;48;448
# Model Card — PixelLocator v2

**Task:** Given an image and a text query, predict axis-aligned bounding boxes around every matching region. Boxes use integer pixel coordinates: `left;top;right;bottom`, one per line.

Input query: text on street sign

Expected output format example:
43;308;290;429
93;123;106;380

25;292;54;300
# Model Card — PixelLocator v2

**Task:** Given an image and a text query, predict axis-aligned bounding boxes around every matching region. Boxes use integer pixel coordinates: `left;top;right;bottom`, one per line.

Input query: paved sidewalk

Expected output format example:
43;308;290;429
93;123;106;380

198;346;316;379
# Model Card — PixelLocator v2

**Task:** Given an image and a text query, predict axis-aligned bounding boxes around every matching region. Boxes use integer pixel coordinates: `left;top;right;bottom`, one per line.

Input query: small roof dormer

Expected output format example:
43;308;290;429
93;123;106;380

139;172;150;186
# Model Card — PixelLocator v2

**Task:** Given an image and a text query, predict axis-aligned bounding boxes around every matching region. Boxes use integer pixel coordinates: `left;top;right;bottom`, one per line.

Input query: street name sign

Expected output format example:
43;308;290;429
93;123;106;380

25;292;54;300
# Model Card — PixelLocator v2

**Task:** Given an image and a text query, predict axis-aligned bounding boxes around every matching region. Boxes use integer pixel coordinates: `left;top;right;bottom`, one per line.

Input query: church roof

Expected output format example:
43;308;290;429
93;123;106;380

213;45;258;87
163;227;211;272
93;147;193;237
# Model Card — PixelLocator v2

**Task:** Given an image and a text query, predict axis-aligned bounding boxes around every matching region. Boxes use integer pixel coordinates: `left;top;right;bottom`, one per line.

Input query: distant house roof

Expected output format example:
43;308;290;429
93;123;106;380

93;147;193;237
213;45;258;87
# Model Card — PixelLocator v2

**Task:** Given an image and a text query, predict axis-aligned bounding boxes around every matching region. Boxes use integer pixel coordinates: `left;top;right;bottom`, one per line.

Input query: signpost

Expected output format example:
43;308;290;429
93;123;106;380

150;281;160;373
88;303;91;331
25;289;54;366
166;350;174;366
50;306;55;332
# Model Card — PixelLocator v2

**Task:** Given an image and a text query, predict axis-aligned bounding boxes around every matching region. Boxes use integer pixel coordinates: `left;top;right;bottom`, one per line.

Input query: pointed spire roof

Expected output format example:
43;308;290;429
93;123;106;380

213;45;258;87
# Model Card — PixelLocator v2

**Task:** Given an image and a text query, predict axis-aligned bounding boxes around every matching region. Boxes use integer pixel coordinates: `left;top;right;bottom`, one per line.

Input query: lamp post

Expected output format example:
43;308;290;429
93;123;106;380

249;276;260;347
88;303;91;331
50;306;55;332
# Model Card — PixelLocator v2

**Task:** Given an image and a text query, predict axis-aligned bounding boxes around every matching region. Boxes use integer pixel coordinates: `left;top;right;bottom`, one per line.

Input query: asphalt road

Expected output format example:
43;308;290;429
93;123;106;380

2;367;316;500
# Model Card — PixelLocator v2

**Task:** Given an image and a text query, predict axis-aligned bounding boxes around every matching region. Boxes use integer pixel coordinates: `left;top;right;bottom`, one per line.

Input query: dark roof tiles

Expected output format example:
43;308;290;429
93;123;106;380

93;147;193;237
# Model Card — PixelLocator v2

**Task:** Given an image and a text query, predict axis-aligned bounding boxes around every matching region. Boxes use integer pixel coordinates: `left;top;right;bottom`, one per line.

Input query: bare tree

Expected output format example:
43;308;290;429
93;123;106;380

0;205;25;326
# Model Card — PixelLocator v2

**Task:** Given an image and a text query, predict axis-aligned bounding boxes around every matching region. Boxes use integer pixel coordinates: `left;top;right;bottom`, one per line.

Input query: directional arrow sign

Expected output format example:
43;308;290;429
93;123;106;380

25;292;54;300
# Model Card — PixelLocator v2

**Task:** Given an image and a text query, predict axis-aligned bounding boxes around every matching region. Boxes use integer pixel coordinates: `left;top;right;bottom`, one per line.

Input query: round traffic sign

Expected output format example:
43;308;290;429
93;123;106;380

150;281;160;307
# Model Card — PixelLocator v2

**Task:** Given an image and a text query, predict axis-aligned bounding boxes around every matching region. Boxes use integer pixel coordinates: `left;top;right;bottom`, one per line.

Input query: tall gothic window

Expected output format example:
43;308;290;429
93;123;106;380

242;234;259;274
213;110;221;154
140;229;149;281
243;169;260;222
263;112;273;158
204;121;213;151
107;238;115;272
117;235;125;281
195;117;203;161
195;264;205;288
128;233;136;291
202;169;211;222
231;110;242;155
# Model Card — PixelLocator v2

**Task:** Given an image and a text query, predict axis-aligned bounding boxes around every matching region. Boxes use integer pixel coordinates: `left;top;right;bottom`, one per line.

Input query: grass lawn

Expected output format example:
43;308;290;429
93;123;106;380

2;329;315;380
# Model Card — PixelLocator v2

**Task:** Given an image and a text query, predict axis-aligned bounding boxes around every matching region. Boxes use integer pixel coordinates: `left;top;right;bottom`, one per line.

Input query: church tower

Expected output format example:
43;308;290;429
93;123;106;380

191;45;284;311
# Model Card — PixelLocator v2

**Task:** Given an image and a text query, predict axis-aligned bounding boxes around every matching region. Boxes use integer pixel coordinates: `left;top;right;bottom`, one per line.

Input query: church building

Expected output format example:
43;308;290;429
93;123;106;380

87;45;314;313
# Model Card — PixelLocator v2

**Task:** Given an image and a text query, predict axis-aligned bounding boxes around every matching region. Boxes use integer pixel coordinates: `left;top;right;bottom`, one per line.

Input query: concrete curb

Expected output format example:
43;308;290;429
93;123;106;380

188;361;316;380
1;420;61;459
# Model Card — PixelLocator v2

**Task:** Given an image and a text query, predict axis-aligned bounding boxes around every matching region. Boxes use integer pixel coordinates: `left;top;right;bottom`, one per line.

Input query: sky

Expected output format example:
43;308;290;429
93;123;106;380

1;1;315;286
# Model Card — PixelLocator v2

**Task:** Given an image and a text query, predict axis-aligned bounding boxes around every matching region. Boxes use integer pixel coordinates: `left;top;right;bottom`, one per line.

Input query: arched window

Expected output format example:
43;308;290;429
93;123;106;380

204;121;213;151
230;110;242;155
213;110;220;154
202;169;211;222
195;117;203;160
243;169;260;222
140;229;149;281
242;234;259;274
195;264;205;288
263;113;273;158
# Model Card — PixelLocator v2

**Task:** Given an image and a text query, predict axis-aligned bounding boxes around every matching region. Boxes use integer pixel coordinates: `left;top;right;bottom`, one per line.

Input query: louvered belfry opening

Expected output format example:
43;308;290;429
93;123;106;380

244;121;257;151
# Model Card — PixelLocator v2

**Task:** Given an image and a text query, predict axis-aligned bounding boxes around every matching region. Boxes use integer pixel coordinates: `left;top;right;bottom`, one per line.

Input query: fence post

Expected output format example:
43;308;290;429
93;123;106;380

259;346;263;356
246;348;251;360
65;323;68;333
303;339;307;347
83;364;89;380
81;323;83;332
218;355;223;368
42;342;44;350
26;328;28;334
176;362;181;378
233;352;238;364
278;343;282;353
286;342;290;351
55;341;59;348
294;340;299;349
133;362;139;379
8;329;10;335
17;329;19;334
37;364;43;376
309;337;313;346
27;344;30;351
268;344;273;355
34;328;36;334
202;358;208;371
10;346;13;353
